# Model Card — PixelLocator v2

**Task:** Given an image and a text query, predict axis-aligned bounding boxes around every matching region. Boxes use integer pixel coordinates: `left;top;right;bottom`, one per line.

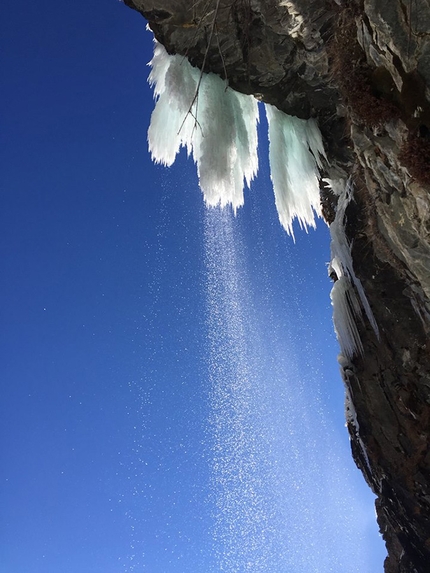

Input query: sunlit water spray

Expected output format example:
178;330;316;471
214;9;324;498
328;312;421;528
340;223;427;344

143;41;384;571
204;206;374;573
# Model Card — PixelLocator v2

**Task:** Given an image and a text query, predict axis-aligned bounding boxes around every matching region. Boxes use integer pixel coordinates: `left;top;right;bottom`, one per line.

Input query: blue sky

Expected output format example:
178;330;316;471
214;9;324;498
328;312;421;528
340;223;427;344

1;2;386;572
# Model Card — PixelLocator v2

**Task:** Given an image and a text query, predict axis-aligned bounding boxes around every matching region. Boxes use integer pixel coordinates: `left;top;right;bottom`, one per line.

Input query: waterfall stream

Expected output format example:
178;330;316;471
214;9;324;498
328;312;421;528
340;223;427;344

204;207;373;573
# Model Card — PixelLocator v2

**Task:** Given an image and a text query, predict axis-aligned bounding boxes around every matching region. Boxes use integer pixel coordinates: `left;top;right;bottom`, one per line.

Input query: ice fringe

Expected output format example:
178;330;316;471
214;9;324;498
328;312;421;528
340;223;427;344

148;42;259;212
265;104;326;239
148;42;326;237
329;179;379;360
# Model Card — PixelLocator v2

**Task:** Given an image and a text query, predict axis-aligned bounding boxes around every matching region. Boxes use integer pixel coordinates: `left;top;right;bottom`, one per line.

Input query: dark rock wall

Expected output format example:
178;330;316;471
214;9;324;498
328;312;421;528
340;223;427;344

124;1;430;571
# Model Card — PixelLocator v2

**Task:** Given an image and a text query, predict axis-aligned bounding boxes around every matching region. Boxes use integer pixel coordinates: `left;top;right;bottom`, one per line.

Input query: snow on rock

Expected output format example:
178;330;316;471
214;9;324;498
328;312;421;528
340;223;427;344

148;41;259;211
345;386;374;481
331;274;364;359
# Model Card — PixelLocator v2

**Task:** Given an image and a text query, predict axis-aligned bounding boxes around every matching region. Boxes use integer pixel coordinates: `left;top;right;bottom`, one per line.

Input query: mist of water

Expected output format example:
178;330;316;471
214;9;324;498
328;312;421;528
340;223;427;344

204;206;375;573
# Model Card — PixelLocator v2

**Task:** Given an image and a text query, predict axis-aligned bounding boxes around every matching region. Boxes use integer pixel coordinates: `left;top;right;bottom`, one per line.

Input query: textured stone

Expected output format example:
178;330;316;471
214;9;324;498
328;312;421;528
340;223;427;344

124;0;340;119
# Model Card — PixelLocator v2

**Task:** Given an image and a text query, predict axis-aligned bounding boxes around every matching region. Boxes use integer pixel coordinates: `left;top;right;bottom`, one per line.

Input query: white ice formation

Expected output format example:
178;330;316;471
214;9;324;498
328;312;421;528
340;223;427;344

329;179;379;359
148;42;259;212
265;104;326;239
148;41;325;237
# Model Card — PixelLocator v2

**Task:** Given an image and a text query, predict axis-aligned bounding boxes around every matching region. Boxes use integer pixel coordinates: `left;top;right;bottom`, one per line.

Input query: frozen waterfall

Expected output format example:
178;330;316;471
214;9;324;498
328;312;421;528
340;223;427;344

329;179;379;359
148;41;259;212
143;39;385;573
147;41;380;360
148;42;325;238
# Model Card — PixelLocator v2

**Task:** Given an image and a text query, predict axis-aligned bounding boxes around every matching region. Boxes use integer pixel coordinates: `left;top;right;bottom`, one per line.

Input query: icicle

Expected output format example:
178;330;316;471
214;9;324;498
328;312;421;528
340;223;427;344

147;42;197;165
330;275;364;359
265;104;326;240
147;41;328;238
329;179;379;359
147;41;259;212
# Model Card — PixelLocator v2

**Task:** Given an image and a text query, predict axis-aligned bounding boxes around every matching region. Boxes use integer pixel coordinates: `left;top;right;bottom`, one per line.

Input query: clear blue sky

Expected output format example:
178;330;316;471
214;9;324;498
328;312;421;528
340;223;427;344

1;2;386;572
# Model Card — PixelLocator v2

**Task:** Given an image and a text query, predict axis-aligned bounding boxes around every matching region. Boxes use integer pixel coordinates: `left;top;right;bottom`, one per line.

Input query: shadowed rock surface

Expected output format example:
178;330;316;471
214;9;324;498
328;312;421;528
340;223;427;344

124;1;430;571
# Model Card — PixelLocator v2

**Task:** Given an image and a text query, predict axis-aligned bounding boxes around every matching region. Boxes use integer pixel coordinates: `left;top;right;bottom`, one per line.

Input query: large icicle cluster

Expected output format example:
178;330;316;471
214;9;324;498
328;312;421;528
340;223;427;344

329;180;379;359
148;42;259;211
148;42;326;236
265;105;326;239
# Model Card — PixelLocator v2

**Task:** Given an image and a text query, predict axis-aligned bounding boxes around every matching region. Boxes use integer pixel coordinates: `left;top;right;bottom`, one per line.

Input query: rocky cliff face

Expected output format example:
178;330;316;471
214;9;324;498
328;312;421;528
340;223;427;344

124;1;430;571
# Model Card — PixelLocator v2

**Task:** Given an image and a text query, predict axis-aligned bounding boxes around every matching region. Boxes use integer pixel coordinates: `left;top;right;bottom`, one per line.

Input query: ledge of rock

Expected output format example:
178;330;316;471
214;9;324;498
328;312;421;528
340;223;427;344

124;1;430;571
